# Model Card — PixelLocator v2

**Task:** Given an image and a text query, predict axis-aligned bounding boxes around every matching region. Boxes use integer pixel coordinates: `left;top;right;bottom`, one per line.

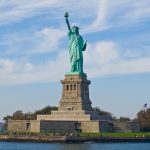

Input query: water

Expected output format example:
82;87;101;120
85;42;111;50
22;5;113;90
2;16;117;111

0;142;150;150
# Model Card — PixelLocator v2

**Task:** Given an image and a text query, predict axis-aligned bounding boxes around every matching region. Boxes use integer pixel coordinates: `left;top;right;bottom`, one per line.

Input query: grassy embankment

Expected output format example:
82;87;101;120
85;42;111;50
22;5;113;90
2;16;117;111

79;132;150;138
1;131;150;138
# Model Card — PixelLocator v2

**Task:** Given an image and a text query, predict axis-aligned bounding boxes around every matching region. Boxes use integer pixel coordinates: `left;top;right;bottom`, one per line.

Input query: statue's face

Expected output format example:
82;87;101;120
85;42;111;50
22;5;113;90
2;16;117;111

72;27;79;34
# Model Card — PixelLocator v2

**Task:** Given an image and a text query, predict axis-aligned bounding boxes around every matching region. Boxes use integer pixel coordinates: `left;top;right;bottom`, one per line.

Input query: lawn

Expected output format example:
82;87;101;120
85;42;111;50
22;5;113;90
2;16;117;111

79;132;150;138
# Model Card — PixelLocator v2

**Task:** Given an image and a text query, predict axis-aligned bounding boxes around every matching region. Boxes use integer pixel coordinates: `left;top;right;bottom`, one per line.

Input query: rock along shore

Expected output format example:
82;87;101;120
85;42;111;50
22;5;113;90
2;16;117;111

1;135;150;143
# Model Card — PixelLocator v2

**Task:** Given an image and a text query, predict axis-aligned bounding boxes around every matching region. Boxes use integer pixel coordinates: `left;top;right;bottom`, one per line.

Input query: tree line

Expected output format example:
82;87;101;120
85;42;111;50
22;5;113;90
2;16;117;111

3;106;112;122
3;106;58;125
136;108;150;131
3;106;150;131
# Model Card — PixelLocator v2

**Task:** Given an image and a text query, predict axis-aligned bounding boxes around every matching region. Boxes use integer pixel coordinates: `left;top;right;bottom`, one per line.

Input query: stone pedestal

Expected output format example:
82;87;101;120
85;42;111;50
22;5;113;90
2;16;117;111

37;74;94;121
58;74;92;111
37;74;111;121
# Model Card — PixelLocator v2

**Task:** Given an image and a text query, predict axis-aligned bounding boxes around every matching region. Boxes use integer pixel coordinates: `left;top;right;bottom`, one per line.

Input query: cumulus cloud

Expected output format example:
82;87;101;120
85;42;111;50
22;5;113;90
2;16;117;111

0;50;69;85
85;41;150;78
85;41;119;66
28;28;65;53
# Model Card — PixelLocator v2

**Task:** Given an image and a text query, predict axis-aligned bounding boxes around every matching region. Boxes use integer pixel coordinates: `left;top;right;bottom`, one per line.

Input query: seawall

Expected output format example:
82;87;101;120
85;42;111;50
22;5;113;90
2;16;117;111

1;135;150;143
0;135;66;143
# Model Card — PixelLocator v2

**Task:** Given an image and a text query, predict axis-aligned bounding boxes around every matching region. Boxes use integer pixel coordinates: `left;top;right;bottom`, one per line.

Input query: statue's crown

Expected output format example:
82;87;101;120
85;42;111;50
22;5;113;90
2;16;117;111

72;25;80;29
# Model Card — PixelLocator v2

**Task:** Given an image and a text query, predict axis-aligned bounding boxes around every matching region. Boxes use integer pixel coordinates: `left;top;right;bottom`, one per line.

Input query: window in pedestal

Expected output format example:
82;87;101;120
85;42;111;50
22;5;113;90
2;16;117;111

70;85;72;91
68;107;73;111
74;84;76;90
66;85;69;91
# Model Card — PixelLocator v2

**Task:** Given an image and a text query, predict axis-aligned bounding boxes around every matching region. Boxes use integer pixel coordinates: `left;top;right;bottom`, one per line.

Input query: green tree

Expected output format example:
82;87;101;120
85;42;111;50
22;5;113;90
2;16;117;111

92;107;113;117
11;110;25;120
3;115;12;130
3;106;58;121
118;117;131;122
136;108;150;131
31;106;58;119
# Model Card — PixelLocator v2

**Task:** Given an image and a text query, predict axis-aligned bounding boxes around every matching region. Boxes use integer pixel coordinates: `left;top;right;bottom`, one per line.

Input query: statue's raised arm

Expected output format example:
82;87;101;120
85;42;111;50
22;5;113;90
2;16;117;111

64;12;87;76
64;12;71;31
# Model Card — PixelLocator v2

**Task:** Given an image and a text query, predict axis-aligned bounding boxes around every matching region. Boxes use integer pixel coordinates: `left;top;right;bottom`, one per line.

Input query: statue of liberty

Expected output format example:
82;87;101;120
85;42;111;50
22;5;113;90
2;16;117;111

64;12;87;75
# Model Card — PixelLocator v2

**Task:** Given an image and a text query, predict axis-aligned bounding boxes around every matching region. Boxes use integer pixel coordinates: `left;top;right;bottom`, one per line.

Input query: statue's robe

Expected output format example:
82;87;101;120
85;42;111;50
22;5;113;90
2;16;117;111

68;30;86;73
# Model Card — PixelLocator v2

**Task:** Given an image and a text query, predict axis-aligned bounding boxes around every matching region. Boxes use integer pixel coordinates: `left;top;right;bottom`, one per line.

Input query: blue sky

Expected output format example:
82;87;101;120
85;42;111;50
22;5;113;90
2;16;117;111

0;0;150;121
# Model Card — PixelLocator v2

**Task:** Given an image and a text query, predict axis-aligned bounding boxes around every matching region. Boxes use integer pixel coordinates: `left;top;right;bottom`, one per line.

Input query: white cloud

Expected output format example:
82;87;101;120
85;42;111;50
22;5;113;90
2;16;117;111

83;0;150;33
0;0;64;24
85;41;150;78
0;51;69;85
28;27;65;53
0;59;15;74
83;0;109;33
0;0;97;25
0;0;149;30
0;40;150;85
0;27;65;55
85;41;119;65
112;0;150;26
121;1;149;24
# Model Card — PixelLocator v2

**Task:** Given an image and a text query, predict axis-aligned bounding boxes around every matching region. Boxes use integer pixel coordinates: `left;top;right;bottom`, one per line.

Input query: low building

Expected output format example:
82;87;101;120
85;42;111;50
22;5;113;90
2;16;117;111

8;120;113;133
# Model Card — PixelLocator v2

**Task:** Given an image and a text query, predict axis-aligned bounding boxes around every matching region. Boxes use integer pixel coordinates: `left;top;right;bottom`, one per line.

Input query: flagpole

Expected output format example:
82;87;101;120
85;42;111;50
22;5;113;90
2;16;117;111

141;114;143;132
141;103;148;132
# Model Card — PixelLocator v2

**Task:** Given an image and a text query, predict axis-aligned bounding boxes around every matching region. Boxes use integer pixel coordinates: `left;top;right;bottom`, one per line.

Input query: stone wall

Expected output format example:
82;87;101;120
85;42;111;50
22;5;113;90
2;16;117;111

8;120;114;133
80;121;113;133
8;120;40;133
37;114;91;121
80;121;100;133
127;121;140;132
30;121;40;133
40;120;113;133
40;121;78;133
8;120;29;132
100;121;113;132
113;121;140;132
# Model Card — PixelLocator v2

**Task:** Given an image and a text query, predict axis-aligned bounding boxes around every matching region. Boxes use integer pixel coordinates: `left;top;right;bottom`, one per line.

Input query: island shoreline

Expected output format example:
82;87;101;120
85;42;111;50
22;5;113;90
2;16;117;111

1;135;150;143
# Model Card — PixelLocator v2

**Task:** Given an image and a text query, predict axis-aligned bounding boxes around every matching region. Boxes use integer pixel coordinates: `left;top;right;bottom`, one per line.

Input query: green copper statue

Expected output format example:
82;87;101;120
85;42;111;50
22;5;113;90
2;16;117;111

64;12;87;75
